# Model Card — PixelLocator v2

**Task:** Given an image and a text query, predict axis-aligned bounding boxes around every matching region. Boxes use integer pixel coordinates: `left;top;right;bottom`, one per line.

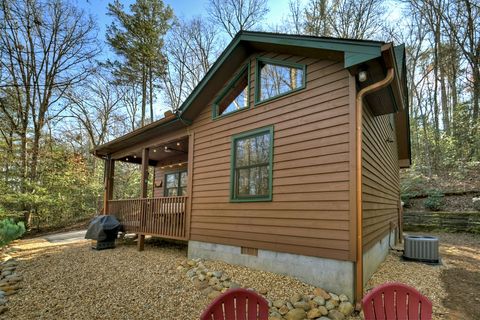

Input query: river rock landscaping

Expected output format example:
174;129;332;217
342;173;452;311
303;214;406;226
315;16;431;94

0;257;23;315
177;258;355;320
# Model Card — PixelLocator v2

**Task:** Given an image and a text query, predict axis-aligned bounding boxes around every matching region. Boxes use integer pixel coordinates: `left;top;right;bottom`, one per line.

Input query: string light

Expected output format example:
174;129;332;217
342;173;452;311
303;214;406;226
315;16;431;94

159;161;187;169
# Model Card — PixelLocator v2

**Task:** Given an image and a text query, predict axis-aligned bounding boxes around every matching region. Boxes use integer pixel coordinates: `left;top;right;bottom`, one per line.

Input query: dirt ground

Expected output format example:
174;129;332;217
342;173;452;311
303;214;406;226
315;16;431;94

438;233;480;320
366;232;480;320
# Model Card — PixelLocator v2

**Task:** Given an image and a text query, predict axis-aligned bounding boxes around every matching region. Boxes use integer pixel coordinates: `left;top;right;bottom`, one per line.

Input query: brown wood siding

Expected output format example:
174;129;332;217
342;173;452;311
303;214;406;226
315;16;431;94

189;52;354;261
362;104;400;249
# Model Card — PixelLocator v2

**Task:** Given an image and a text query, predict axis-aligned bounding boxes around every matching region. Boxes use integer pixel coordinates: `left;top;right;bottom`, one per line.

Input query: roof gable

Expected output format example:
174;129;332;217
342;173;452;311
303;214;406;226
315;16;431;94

178;31;388;121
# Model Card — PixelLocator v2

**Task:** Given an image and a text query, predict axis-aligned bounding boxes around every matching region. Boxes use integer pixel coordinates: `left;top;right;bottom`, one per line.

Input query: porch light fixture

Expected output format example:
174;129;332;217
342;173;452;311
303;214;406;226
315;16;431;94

153;149;157;152
133;155;137;159
176;142;180;146
164;146;171;153
358;70;368;82
126;157;129;161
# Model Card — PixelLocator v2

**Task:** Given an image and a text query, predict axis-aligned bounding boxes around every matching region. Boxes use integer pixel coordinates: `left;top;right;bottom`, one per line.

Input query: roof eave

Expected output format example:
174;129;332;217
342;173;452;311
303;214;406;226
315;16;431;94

92;115;181;157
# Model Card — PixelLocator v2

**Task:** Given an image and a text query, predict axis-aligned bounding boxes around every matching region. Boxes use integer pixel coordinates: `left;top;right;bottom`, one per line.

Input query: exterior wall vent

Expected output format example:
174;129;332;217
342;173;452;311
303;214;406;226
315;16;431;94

241;246;258;256
403;235;439;263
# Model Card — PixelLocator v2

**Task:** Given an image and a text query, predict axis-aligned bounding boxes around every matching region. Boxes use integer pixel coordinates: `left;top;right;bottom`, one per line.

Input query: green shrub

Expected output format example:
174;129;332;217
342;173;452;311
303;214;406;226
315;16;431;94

401;193;413;208
0;218;26;247
424;190;445;211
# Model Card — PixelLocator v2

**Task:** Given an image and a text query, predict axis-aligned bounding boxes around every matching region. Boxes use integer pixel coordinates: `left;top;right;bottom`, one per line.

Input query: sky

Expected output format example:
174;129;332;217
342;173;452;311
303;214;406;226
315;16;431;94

81;0;292;49
79;0;402;55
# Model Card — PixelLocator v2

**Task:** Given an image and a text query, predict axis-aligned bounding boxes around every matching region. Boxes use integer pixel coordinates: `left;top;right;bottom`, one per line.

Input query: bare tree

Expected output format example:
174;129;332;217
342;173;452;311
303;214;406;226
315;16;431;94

288;0;304;34
162;17;222;110
65;70;123;150
0;0;99;183
119;83;142;131
441;0;479;131
327;0;386;39
0;0;99;224
207;0;270;38
304;0;331;36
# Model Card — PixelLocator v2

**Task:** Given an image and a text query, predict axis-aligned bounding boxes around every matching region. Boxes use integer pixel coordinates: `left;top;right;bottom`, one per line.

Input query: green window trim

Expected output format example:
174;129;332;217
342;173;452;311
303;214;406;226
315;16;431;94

254;57;307;106
212;62;251;120
230;126;274;202
164;170;188;197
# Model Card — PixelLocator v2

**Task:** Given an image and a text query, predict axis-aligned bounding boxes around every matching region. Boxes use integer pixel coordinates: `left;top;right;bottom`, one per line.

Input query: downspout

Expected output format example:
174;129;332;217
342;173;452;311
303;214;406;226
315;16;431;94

355;67;395;304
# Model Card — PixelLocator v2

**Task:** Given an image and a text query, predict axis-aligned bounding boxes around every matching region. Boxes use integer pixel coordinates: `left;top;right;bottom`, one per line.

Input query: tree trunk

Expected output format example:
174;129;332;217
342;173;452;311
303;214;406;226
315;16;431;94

19;133;27;192
149;66;154;123
472;66;480;159
449;43;459;137
439;58;450;136
141;66;147;127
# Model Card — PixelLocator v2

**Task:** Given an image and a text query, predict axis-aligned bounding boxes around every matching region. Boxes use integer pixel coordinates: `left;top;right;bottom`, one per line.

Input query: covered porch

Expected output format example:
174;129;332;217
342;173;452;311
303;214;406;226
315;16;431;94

94;114;193;250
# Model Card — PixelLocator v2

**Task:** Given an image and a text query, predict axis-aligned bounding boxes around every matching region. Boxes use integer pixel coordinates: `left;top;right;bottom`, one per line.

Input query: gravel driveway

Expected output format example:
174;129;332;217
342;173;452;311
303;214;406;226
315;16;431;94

3;238;206;319
2;236;317;320
3;231;478;319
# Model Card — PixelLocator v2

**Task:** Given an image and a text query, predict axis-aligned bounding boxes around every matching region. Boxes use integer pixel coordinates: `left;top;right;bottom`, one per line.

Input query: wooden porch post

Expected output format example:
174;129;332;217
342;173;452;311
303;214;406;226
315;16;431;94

138;148;149;251
103;157;115;215
185;132;194;240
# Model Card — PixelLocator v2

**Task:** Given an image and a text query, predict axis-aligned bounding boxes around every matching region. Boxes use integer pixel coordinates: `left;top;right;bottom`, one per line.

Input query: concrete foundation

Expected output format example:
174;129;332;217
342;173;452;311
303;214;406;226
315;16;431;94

188;240;355;300
363;228;396;284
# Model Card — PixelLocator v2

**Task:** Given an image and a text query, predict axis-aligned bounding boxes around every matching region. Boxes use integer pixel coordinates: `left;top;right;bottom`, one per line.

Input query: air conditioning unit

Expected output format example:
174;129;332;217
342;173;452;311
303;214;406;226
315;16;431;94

403;235;439;263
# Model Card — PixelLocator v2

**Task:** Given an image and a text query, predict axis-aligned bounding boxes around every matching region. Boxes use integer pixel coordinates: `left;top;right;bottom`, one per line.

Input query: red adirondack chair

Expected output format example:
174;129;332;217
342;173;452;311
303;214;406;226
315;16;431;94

200;288;269;320
362;282;433;320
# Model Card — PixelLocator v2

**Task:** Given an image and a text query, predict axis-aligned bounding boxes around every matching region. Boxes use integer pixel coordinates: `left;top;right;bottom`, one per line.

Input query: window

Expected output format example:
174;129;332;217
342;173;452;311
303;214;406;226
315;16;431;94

213;63;250;119
255;57;306;104
231;126;273;202
164;171;187;196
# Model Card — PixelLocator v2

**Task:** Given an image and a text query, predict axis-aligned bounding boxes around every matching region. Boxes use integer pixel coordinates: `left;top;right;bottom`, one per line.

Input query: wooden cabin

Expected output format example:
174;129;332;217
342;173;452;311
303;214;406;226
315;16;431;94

93;31;410;302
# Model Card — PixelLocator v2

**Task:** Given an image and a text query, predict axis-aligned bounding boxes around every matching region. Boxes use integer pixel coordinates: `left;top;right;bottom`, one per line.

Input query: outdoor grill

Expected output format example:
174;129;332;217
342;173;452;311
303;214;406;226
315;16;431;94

85;215;121;250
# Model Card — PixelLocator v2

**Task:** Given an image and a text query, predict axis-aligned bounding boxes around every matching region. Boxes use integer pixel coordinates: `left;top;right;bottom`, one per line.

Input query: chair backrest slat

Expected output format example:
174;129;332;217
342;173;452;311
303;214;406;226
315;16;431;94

395;286;409;320
212;305;224;320
383;288;396;319
235;293;247;320
248;296;259;319
372;292;386;320
200;288;269;320
408;295;421;320
362;282;432;320
223;296;236;319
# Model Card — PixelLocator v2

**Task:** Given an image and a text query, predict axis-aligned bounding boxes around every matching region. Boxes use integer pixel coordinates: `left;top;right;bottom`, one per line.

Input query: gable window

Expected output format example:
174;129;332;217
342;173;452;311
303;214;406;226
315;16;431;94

213;63;250;119
231;126;273;202
255;57;306;104
164;171;187;196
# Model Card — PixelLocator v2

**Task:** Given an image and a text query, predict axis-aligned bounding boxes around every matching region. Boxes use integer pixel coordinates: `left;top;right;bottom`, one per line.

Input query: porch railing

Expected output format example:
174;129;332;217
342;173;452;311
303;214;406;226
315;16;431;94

108;196;188;240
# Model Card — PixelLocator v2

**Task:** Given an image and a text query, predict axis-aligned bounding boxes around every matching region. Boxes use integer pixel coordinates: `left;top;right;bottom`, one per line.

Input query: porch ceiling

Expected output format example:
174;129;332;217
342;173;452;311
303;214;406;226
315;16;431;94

92;115;188;159
111;136;189;166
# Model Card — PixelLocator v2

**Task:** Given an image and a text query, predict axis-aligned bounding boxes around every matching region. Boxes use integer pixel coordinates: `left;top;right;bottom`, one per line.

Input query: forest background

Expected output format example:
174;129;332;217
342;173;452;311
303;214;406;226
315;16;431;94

0;0;478;230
